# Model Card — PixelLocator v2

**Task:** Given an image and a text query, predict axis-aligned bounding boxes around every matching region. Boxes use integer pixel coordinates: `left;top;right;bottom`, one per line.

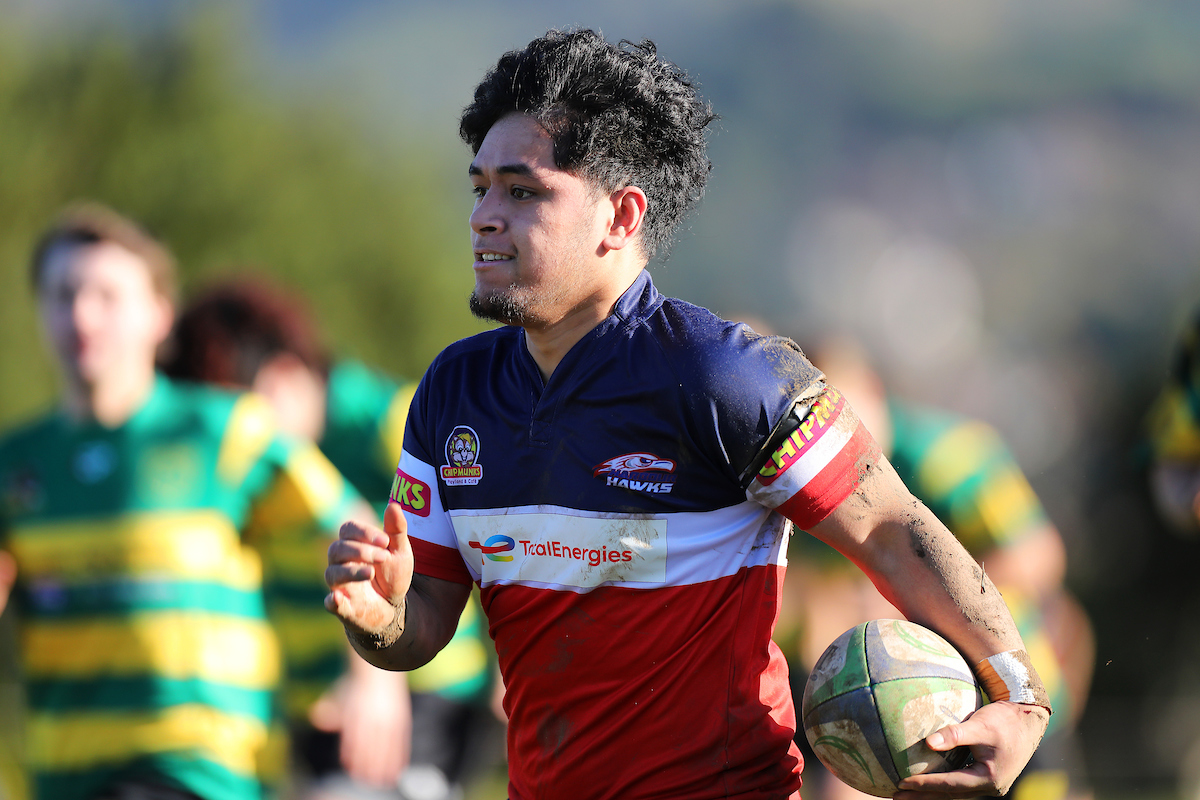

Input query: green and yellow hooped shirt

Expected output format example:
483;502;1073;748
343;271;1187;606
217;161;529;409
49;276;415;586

0;376;361;800
258;360;490;722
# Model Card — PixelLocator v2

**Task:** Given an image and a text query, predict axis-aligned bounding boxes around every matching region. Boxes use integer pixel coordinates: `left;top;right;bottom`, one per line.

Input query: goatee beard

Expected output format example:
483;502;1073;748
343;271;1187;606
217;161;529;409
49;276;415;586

469;287;529;325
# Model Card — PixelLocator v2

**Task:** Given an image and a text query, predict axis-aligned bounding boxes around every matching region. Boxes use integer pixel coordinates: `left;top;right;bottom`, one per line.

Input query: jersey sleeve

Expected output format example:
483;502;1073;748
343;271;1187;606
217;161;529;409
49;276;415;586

745;384;882;529
393;371;474;586
222;393;365;535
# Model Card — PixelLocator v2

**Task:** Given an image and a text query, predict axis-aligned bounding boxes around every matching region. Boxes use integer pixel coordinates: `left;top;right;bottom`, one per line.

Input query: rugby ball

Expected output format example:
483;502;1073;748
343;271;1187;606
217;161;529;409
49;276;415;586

801;619;982;797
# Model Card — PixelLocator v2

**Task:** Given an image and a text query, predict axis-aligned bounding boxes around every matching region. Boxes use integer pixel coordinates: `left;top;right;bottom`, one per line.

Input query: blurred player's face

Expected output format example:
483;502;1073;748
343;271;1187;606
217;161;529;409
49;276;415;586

468;113;614;327
38;241;173;395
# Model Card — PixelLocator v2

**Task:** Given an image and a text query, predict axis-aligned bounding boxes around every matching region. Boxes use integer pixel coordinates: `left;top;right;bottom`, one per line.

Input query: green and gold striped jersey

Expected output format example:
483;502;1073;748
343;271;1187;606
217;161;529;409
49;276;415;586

0;375;361;800
886;400;1049;555
258;360;488;722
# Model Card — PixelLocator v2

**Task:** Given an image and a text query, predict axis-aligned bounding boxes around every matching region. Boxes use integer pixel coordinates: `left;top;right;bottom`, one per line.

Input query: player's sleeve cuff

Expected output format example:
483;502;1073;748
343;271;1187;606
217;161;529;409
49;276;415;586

777;423;881;529
410;536;475;585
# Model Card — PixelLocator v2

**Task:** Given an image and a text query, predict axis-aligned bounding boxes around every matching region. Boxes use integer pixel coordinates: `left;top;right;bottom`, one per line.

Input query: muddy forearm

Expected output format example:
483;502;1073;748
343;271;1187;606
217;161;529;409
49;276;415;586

345;575;468;672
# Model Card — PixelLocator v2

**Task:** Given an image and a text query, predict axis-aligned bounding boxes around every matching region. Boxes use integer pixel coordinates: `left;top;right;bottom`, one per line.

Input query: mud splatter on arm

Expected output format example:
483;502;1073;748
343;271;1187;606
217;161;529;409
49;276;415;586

806;452;1026;662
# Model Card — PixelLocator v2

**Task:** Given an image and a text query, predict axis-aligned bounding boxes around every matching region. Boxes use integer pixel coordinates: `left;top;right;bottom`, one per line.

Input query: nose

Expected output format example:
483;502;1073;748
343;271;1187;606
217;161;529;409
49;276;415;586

469;188;504;236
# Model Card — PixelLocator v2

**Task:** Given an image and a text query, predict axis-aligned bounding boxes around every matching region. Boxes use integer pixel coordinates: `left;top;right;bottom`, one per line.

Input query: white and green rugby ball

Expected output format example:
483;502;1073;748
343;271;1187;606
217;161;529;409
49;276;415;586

802;619;983;797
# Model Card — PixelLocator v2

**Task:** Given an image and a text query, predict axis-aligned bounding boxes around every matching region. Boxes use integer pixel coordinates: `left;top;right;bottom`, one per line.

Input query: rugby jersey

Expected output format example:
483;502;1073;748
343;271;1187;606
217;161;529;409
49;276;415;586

392;272;877;800
253;360;489;719
0;376;361;800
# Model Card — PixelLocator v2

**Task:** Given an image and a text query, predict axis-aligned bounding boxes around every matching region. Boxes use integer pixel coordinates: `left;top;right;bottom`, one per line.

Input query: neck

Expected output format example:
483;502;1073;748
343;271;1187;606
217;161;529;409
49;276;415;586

64;363;158;427
523;269;643;382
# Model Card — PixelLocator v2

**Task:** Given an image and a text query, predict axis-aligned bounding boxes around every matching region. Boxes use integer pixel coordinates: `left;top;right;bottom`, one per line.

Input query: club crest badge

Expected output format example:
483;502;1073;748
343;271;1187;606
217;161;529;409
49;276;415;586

593;452;676;494
74;441;117;484
441;425;484;486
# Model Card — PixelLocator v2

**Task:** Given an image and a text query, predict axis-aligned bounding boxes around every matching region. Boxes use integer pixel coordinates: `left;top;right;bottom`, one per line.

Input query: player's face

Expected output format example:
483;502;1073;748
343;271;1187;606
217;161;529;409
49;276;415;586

468;113;613;327
38;241;173;392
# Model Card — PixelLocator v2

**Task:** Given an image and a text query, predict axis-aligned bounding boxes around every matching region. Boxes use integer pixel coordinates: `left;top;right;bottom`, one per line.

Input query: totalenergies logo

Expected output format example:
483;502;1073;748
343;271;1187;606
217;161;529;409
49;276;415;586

468;534;515;563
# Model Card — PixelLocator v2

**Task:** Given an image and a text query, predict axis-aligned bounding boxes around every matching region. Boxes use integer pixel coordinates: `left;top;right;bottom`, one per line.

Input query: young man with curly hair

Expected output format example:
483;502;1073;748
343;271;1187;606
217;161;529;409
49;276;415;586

325;29;1052;800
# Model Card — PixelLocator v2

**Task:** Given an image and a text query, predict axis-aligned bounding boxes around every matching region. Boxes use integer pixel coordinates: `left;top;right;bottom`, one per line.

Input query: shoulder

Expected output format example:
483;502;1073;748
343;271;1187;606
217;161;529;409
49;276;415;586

153;376;245;432
420;327;521;385
890;398;1008;470
326;359;401;424
643;298;821;405
434;327;519;363
0;410;60;460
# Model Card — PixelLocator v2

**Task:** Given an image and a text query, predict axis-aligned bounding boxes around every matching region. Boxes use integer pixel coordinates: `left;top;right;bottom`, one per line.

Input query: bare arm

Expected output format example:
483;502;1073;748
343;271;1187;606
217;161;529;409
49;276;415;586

807;455;1050;797
810;456;1023;663
0;550;15;616
325;502;472;671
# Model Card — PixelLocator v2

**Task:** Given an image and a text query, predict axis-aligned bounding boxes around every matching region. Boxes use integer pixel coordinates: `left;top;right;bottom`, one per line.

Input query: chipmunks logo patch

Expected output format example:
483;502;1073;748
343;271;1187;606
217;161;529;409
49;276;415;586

441;426;483;486
593;452;676;495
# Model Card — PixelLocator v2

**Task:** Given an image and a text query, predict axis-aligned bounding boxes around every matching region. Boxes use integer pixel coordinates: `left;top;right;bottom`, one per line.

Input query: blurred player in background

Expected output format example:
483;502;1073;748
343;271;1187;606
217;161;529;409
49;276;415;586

789;338;1094;800
1144;306;1200;799
324;29;1051;800
0;204;394;800
164;280;499;800
1146;310;1200;535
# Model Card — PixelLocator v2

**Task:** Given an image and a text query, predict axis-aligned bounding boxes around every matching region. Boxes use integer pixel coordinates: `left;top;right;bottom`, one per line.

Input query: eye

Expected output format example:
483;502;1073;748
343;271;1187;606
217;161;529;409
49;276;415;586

471;185;487;200
511;186;534;200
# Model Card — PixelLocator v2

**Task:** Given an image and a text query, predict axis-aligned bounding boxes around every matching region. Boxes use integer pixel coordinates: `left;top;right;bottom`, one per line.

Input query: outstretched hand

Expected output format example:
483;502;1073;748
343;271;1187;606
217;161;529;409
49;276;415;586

325;502;414;637
894;700;1050;798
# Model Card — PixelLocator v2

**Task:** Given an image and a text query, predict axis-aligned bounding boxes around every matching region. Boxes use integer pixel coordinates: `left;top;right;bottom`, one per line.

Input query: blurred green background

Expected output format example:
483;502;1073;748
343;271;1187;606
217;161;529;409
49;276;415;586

3;0;1200;798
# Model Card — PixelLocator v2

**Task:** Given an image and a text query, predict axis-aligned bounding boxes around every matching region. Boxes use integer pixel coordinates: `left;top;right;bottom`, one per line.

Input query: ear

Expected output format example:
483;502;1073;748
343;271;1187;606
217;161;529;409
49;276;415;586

601;186;648;252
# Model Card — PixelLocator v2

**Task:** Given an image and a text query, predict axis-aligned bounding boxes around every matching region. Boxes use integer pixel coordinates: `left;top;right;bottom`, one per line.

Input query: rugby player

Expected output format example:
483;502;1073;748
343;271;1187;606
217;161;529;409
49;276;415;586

325;29;1052;800
166;279;497;799
0;205;388;800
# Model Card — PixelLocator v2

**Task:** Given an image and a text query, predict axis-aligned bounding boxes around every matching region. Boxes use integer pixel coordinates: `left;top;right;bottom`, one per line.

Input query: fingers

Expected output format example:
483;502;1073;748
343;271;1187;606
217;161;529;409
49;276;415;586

923;721;965;751
326;521;391;588
0;551;16;615
384;501;408;536
894;762;992;799
340;518;390;548
896;701;1046;798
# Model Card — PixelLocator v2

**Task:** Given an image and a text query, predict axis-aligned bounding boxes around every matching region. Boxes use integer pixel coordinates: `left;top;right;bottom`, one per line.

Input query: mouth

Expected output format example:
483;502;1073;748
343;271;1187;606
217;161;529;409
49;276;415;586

475;251;514;264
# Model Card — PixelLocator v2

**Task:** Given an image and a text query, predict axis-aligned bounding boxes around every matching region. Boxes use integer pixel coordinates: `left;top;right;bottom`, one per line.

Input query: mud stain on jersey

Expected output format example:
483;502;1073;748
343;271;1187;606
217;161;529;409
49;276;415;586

535;709;573;759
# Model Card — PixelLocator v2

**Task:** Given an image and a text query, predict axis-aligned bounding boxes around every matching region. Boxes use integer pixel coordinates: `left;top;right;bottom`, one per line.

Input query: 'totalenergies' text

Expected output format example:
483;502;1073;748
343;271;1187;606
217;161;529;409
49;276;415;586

518;539;633;566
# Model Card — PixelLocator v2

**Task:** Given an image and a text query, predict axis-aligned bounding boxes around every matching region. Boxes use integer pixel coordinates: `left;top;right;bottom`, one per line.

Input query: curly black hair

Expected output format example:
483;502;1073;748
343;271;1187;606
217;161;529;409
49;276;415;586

460;29;717;260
